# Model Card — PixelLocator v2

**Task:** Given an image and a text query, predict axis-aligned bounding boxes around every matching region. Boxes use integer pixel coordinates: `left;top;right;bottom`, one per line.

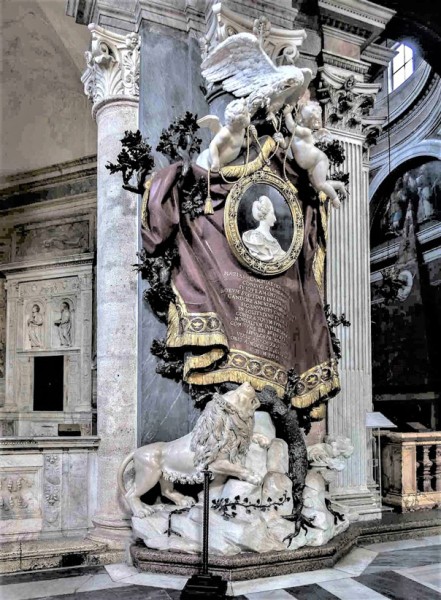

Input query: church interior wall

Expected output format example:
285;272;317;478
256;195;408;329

1;0;96;178
369;39;441;435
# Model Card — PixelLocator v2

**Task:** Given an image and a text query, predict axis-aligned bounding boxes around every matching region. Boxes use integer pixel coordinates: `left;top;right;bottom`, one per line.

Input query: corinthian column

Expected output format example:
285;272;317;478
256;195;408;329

82;24;139;548
318;68;383;520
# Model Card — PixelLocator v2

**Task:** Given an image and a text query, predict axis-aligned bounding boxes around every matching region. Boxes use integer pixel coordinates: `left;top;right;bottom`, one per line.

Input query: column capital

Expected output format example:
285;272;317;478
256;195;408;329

81;24;140;118
203;1;307;64
317;67;382;143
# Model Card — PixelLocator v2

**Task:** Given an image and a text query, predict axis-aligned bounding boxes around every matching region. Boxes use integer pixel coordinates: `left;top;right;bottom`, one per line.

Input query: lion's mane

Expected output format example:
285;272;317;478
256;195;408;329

190;392;255;468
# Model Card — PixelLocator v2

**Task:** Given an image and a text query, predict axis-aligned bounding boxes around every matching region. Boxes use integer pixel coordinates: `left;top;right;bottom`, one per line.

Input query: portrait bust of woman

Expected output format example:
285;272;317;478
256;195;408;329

242;195;287;262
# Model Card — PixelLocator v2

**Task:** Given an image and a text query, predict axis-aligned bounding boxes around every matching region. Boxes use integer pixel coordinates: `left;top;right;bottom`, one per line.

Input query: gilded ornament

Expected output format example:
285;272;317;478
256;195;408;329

224;168;303;276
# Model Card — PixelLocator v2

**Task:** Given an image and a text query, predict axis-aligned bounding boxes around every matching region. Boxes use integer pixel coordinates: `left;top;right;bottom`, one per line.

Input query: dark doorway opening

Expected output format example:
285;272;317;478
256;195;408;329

33;356;64;411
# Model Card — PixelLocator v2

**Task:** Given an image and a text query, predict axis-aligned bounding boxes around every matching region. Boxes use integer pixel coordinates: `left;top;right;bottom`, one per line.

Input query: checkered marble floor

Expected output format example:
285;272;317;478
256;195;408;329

1;536;440;599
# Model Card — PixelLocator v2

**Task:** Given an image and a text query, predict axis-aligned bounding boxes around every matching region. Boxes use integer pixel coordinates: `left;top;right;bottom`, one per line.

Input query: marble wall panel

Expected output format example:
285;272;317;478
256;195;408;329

0;453;43;541
138;25;208;445
0;439;98;542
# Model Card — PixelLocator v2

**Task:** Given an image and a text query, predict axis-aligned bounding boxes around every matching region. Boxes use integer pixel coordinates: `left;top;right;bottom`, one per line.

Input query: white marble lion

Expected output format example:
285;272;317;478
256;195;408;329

118;382;267;518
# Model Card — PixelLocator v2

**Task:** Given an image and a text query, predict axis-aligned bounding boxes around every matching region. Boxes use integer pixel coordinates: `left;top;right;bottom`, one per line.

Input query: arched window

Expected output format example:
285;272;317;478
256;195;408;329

388;43;414;92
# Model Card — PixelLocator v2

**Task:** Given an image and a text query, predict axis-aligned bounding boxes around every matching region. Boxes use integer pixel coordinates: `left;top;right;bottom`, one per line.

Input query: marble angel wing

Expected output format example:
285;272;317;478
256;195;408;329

201;33;280;99
197;115;222;134
201;33;308;117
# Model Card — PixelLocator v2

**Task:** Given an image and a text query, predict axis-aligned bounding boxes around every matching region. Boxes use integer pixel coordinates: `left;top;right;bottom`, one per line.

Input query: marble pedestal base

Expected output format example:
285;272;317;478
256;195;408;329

131;510;441;580
131;530;357;581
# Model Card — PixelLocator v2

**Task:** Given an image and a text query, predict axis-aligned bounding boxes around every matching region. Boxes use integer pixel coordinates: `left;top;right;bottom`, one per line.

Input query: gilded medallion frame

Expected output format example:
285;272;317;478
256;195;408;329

224;167;304;276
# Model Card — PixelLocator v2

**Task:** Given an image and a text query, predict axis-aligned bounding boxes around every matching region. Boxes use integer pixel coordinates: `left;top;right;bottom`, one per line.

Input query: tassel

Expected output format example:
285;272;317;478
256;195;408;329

204;168;214;215
204;196;214;215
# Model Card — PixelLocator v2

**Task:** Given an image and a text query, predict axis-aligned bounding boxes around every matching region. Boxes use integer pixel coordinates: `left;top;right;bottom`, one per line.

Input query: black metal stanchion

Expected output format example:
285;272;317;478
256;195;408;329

180;469;227;599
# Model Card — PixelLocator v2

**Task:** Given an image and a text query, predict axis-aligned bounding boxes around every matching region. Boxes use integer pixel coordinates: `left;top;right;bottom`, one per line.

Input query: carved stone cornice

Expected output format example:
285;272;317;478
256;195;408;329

318;0;395;76
318;0;395;41
321;50;370;76
203;2;306;64
317;67;381;138
361;43;397;68
81;24;140;118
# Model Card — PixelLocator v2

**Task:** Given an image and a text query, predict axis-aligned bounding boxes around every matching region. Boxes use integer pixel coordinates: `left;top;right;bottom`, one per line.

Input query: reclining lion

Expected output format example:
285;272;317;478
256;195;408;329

118;382;268;517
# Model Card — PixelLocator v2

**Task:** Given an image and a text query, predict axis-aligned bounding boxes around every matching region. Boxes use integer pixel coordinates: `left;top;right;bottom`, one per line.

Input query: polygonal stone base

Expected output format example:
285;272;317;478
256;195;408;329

131;510;441;581
131;528;357;580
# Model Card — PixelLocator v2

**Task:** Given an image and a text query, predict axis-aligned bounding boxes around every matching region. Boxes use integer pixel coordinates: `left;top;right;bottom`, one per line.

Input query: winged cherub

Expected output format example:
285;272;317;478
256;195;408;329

201;33;312;126
196;98;254;172
279;101;347;208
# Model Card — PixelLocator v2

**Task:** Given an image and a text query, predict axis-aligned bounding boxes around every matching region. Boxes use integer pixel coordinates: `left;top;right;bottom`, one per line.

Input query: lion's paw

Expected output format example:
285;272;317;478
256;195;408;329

178;496;196;508
252;433;271;449
134;507;155;518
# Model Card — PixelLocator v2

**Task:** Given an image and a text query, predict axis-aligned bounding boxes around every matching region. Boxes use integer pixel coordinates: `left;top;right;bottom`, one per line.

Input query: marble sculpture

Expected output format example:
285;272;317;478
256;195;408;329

196;98;254;172
201;32;312;125
119;22;353;557
279;101;347;208
118;383;264;519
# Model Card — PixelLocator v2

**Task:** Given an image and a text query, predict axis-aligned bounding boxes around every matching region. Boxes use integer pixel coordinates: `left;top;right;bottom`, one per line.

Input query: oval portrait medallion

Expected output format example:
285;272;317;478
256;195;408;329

224;168;304;276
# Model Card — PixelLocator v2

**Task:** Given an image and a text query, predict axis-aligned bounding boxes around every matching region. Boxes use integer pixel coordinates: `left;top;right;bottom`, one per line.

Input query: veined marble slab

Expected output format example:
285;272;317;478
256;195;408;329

396;563;441;593
363;545;441;574
230;568;348;595
75;573;129;592
105;563;140;581
333;547;378;576
118;571;188;590
244;590;295;599
3;574;92;600
319;578;389;599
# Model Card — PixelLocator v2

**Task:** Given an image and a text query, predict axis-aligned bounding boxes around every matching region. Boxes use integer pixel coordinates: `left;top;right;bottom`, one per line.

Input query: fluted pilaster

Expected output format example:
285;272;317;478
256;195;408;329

319;69;382;520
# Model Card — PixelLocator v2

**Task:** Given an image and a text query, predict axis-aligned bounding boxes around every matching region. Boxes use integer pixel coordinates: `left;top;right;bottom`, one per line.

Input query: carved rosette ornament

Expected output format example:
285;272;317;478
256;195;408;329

81;24;140;116
317;69;381;140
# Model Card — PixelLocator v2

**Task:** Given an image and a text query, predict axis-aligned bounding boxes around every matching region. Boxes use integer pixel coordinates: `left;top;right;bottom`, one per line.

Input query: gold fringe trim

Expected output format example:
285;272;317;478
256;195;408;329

165;284;340;408
141;176;154;228
166;303;229;348
292;375;340;409
220;137;276;179
184;348;228;380
291;359;340;410
312;245;326;300
185;364;286;395
312;202;329;299
310;402;327;421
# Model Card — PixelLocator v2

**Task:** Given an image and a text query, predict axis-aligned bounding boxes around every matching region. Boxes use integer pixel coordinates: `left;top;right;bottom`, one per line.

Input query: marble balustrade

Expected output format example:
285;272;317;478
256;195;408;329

380;431;441;511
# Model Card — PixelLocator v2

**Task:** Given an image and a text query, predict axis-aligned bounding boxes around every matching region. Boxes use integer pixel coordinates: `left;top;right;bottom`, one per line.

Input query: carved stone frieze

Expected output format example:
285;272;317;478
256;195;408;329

19;278;80;299
14;220;90;261
317;69;381;137
82;24;140;114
